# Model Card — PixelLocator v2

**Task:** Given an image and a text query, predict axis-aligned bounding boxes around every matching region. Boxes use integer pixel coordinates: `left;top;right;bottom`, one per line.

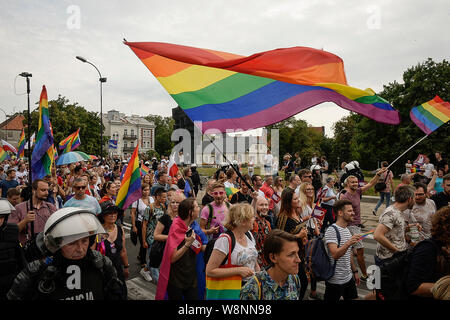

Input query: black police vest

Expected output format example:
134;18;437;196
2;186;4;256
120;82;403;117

0;224;21;297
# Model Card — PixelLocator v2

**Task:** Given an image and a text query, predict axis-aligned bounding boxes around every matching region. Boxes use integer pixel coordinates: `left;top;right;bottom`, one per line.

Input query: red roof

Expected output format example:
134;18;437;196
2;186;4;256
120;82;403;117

0;114;25;131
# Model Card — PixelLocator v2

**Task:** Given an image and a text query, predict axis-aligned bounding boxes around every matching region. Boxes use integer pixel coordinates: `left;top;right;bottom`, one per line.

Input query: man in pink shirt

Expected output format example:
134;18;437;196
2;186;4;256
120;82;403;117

199;182;230;240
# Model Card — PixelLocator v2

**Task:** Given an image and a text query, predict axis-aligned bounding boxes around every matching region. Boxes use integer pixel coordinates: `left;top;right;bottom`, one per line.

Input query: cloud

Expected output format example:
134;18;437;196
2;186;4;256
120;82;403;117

0;0;448;136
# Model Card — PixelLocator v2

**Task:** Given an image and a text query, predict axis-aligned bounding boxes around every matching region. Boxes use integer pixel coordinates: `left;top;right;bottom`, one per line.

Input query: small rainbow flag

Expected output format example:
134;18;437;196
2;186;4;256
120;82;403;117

59;128;81;153
410;96;450;135
225;187;239;200
140;163;150;176
17;129;26;158
125;42;400;133
358;229;375;241
0;146;9;162
116;145;142;209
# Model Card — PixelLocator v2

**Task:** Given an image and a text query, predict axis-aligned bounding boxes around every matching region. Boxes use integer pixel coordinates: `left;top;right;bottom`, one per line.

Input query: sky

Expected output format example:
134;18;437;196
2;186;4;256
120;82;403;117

1;0;449;138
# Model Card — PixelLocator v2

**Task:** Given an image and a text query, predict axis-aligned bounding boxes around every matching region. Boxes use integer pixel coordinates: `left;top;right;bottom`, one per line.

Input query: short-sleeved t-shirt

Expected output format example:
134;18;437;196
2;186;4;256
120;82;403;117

143;204;166;245
321;185;337;206
200;202;229;239
430;191;450;210
0;179;19;198
340;188;362;226
376;206;408;260
131;198;154;222
406;199;436;241
325;224;352;285
214;233;258;281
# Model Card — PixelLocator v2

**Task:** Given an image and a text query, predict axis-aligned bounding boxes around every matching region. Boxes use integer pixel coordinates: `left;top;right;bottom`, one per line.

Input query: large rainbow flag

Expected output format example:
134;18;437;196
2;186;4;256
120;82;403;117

59;128;81;153
125;42;400;132
31;86;54;180
116;145;142;209
410;96;450;135
17;129;26;158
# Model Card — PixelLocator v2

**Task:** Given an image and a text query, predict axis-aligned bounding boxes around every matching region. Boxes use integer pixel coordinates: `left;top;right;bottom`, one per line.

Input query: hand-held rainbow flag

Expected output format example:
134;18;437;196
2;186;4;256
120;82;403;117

116;145;142;209
31;85;54;180
17;129;26;157
59;128;81;153
410;95;450;135
387;96;450;171
140;163;150;176
358;229;375;241
125;42;400;133
0;146;9;162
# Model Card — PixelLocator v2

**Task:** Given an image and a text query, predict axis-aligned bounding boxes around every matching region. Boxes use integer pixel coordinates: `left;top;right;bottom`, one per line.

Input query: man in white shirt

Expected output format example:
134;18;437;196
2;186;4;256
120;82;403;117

324;199;361;301
263;150;273;175
422;157;434;179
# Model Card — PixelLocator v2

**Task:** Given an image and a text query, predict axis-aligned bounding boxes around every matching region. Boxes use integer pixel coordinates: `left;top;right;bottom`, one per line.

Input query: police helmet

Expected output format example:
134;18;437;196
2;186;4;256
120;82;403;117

43;207;107;253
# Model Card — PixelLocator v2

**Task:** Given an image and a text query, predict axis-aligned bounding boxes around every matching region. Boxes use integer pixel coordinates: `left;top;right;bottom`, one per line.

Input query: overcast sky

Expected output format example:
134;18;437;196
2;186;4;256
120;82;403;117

1;0;448;137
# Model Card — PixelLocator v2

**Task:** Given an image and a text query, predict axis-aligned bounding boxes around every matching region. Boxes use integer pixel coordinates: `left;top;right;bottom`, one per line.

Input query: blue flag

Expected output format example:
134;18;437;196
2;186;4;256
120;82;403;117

184;179;191;198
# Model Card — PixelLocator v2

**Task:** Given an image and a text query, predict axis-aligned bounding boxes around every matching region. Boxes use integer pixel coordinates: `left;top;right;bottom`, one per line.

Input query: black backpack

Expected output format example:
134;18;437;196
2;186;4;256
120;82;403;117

304;224;341;281
203;229;252;266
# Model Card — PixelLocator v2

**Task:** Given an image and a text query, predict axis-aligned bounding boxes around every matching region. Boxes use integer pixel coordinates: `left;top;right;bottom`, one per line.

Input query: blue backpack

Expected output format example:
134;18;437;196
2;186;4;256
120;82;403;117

304;225;341;281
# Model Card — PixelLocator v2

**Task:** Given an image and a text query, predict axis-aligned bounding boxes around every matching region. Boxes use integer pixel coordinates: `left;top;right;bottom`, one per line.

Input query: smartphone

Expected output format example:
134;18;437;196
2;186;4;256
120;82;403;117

185;228;193;237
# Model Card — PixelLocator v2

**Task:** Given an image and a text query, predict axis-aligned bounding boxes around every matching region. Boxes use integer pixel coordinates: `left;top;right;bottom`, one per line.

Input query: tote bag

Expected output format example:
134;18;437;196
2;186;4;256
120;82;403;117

205;233;242;300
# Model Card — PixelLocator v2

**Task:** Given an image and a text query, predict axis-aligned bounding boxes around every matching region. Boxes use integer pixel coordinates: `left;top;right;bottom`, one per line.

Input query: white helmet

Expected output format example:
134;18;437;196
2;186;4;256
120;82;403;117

0;199;14;217
345;161;359;172
43;207;107;253
310;164;321;171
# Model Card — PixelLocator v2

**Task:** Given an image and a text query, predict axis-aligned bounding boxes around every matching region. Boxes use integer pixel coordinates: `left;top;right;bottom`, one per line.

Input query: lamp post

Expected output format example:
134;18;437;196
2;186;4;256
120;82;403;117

76;56;106;161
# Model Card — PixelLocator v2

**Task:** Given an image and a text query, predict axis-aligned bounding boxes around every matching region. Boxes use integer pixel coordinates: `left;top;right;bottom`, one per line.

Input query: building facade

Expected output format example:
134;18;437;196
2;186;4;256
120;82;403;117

102;110;155;158
0;114;25;147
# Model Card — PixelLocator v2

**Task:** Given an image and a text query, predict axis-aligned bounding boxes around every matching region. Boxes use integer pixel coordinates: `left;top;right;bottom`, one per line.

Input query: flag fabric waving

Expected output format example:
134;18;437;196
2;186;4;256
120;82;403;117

116;145;142;210
24;132;36;150
410;95;450;135
0;146;9;162
167;154;179;177
125;42;400;133
1;140;18;154
31;86;55;180
109;139;118;149
17;129;26;157
59;128;81;153
140;163;150;176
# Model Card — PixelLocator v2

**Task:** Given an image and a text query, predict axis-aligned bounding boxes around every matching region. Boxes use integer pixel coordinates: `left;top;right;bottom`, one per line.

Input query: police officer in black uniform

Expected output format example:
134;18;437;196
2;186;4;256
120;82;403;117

0;200;26;300
7;207;125;300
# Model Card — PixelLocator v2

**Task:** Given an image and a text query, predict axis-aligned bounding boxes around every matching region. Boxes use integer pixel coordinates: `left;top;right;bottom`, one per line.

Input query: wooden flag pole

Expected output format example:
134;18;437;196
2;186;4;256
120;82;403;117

386;134;429;170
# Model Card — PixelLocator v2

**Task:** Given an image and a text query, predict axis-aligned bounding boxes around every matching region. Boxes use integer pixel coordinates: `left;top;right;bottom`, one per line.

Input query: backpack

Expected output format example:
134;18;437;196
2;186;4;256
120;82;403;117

203;229;252;266
205;202;230;230
377;239;441;300
304;224;341;281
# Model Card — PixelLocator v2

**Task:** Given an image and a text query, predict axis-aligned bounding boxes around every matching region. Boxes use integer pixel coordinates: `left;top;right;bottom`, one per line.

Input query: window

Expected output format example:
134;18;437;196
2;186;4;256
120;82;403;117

124;129;128;136
131;129;134;136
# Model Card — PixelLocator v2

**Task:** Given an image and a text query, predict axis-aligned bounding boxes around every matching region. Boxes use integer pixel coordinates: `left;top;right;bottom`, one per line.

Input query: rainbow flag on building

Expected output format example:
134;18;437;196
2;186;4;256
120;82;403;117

410;96;450;135
0;146;9;162
17;129;26;158
59;128;81;153
116;145;142;209
31;86;54;180
125;42;400;133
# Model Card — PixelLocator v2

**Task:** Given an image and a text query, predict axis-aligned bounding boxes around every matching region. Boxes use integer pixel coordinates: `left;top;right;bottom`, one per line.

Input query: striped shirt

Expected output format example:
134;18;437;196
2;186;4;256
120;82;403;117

325;224;352;285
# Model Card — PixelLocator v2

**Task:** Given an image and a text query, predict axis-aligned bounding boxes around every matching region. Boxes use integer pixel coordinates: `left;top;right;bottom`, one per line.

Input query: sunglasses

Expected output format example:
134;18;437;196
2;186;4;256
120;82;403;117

213;191;225;196
74;186;86;190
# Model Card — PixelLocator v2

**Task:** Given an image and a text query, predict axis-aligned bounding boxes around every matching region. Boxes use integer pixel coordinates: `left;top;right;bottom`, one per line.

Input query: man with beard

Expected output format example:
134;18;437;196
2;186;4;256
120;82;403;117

339;168;387;281
430;173;450;210
200;182;230;240
374;185;416;266
405;183;436;242
9;179;57;246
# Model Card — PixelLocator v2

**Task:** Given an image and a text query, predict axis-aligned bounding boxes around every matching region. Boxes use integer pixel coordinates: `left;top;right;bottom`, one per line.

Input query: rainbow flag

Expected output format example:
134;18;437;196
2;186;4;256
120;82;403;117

17;129;26;158
410;96;450;135
225;187;239;200
0;146;9;162
116;145;142;209
59;128;81;153
140;163;150;176
125;42;400;133
31;86;54;180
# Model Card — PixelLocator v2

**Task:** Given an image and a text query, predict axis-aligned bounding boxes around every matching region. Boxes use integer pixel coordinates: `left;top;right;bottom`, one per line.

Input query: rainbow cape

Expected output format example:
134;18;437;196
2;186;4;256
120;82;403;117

116;145;142;209
59;128;81;153
31;86;54;179
17;129;26;158
410;96;450;135
125;42;400;133
0;146;9;162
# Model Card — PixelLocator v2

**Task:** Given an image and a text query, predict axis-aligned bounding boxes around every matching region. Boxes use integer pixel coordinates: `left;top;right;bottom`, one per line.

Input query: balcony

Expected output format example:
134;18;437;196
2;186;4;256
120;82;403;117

122;146;135;152
123;133;137;140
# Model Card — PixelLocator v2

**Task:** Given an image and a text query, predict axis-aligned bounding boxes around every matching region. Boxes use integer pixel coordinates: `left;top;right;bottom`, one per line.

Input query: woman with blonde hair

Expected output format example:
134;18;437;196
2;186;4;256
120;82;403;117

251;197;272;268
206;203;260;285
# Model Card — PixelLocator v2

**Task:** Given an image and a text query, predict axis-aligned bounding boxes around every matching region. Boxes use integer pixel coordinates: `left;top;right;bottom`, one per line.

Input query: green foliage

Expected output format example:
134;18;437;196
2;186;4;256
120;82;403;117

144;115;174;157
331;58;450;173
22;95;106;157
145;149;160;160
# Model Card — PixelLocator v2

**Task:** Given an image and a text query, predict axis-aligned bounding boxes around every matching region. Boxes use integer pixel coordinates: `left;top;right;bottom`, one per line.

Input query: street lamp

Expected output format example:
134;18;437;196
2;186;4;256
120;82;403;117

76;56;107;160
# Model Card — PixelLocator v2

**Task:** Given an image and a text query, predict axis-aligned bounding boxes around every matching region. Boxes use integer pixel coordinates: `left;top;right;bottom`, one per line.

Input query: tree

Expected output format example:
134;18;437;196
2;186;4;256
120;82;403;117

22;95;107;157
331;58;450;173
145;115;174;157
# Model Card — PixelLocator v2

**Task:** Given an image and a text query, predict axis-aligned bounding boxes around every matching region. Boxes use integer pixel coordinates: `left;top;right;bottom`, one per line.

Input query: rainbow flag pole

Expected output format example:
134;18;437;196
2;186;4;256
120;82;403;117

387;96;449;170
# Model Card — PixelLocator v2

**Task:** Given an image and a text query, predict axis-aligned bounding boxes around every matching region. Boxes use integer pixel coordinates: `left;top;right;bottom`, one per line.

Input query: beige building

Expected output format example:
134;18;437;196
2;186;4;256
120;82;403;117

0;114;25;147
102;110;155;158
